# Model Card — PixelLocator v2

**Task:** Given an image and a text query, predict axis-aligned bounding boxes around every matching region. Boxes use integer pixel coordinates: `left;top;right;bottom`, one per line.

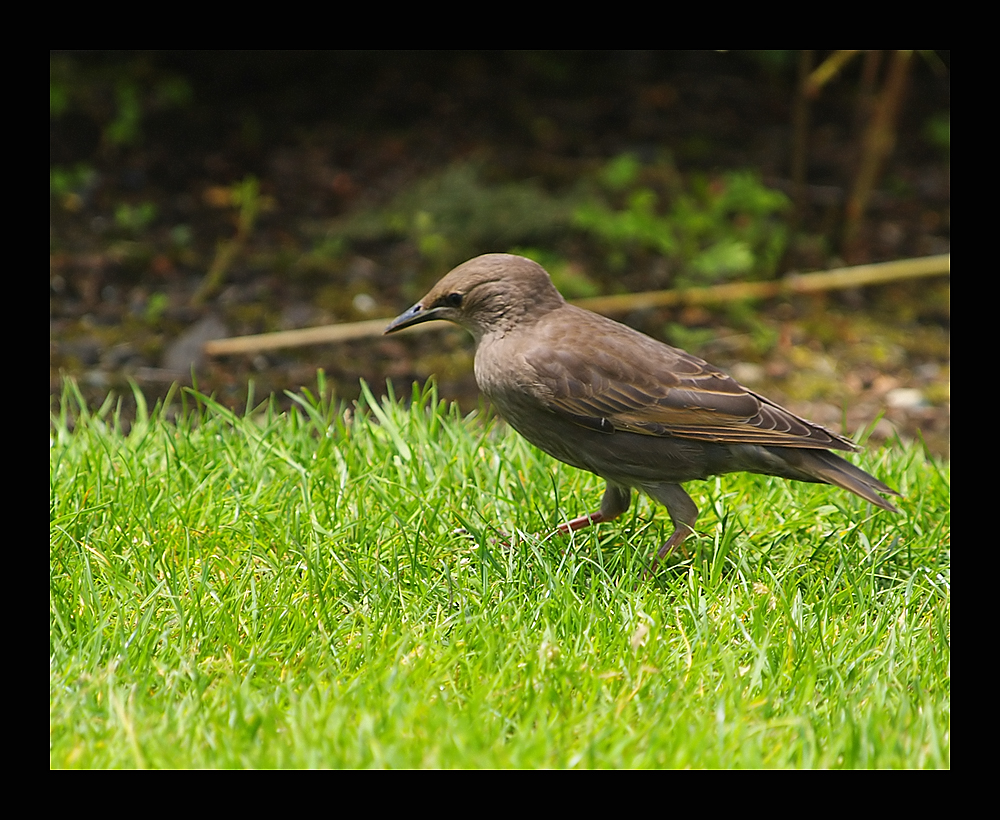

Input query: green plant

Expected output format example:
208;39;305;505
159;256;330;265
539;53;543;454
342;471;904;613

573;156;791;285
50;163;98;212
330;163;574;271
114;201;158;236
50;54;192;149
193;175;271;306
924;113;950;156
143;292;169;324
50;376;949;768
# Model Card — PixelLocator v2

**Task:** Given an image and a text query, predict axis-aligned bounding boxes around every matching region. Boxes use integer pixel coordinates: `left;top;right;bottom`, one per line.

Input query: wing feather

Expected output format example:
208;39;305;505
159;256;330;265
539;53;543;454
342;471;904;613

522;307;856;452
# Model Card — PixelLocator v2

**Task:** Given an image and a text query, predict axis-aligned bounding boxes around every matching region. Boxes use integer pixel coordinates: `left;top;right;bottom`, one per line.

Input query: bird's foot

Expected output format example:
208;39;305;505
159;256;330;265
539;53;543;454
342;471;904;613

642;528;692;577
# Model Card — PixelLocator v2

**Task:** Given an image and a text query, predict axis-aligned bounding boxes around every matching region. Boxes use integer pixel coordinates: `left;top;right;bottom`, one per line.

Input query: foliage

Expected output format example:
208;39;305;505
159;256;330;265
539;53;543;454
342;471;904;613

50;163;100;213
193;176;273;306
50;53;192;149
326;156;791;289
573;155;791;285
114;202;158;236
51;377;949;768
923;114;950;156
331;163;574;270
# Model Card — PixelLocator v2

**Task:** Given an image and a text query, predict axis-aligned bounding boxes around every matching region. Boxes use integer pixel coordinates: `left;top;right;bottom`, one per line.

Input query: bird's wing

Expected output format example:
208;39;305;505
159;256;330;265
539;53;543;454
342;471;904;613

521;312;856;452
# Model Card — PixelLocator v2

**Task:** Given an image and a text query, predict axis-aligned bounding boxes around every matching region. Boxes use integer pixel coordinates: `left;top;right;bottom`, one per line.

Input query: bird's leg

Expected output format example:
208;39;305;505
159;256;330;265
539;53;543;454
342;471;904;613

557;483;631;534
656;525;694;561
643;484;699;572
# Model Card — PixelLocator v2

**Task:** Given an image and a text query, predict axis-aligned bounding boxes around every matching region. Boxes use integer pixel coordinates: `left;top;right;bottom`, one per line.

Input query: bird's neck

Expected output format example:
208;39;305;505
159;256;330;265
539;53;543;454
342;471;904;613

479;290;564;339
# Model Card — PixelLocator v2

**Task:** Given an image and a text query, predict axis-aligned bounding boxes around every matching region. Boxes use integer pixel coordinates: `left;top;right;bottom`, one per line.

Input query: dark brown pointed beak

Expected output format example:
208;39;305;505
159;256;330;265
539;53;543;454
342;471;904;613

384;302;443;334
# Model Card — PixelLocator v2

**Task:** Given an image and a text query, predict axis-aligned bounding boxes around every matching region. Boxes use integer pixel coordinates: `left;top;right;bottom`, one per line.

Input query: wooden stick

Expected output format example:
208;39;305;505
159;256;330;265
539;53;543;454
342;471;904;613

574;252;948;314
843;50;913;261
203;253;950;356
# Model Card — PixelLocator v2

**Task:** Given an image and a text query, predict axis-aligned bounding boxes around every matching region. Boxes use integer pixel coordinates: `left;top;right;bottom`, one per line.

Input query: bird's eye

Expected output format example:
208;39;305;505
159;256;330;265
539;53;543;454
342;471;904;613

442;292;463;308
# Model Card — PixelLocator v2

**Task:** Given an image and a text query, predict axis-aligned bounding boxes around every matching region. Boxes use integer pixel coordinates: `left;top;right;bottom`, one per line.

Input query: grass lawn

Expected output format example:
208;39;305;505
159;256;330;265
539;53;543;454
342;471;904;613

50;375;950;768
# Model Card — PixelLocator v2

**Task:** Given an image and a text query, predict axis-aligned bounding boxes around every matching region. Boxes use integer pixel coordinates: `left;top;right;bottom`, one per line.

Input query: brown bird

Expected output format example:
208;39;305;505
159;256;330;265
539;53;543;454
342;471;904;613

385;253;899;567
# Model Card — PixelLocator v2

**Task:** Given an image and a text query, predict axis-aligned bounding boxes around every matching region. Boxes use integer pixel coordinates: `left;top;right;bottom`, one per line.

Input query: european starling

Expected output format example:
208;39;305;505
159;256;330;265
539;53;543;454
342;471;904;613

385;253;900;565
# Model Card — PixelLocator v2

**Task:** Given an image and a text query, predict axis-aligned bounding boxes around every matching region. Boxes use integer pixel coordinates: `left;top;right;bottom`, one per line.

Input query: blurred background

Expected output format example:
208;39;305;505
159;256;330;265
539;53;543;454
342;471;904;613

49;51;950;454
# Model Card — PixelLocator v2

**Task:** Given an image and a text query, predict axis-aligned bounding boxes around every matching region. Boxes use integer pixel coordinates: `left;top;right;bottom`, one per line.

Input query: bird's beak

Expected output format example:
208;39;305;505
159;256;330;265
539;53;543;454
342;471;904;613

384;302;443;334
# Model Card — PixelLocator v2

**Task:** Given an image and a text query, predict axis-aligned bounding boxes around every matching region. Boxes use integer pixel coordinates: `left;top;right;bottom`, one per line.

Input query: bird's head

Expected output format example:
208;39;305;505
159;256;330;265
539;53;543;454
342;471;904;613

384;254;565;342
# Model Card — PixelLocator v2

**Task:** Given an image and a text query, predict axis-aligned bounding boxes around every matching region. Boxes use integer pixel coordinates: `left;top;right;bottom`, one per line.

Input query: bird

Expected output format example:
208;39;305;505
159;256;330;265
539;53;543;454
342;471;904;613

384;253;900;569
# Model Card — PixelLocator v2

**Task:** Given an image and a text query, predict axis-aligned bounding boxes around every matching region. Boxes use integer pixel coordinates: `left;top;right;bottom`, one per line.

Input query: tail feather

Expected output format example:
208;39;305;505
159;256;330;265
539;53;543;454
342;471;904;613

796;449;900;512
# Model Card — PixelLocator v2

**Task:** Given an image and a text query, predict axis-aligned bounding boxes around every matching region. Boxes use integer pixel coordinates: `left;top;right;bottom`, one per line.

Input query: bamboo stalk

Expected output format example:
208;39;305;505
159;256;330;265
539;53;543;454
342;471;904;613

203;253;950;356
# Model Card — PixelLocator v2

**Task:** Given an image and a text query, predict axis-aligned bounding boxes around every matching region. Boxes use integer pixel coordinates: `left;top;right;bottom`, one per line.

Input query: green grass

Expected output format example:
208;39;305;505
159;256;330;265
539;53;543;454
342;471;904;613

50;375;950;768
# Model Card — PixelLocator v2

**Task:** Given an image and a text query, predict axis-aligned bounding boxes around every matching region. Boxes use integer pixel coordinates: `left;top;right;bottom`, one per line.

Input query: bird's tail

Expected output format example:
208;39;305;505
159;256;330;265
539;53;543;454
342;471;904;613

793;449;901;512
